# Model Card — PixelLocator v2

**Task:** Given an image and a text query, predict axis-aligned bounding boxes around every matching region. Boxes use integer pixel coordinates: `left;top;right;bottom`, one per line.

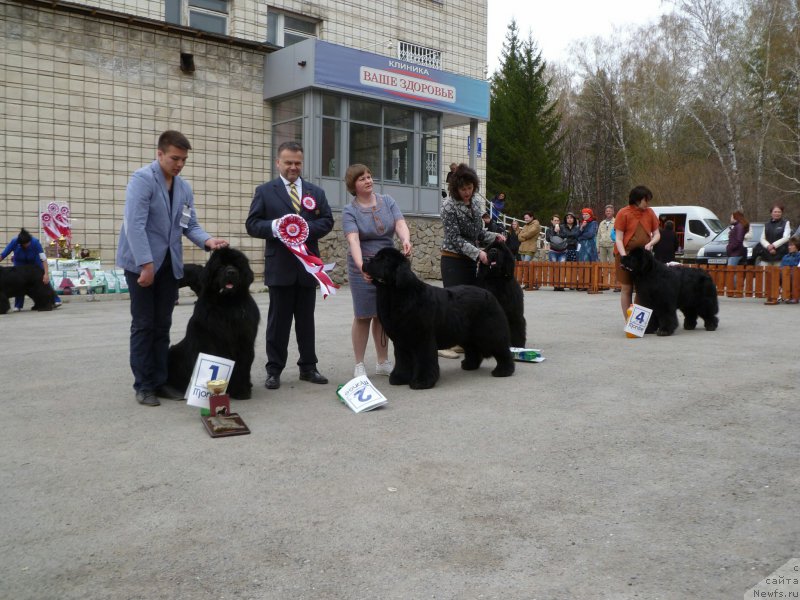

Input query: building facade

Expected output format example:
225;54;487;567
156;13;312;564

1;0;489;280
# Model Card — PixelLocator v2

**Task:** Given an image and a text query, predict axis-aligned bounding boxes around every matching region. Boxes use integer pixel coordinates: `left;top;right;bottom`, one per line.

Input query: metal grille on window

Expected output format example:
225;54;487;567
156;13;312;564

397;41;441;69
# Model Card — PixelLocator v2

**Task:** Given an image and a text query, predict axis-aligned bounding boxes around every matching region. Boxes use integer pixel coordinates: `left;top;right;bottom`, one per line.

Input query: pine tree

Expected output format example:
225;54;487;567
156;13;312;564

487;21;566;219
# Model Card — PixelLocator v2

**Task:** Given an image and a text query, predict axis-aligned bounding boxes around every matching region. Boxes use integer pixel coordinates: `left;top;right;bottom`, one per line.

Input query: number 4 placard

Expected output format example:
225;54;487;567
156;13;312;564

186;353;236;409
624;304;653;338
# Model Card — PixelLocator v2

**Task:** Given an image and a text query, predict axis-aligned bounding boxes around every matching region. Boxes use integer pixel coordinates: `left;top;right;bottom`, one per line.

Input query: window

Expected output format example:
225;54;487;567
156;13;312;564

421;112;440;187
348;100;416;185
267;10;317;47
397;41;441;69
165;0;228;35
689;220;709;237
321;95;341;177
272;94;305;152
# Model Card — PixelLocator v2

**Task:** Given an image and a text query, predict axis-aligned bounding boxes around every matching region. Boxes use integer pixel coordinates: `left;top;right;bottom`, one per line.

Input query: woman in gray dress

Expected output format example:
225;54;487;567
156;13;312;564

343;164;412;378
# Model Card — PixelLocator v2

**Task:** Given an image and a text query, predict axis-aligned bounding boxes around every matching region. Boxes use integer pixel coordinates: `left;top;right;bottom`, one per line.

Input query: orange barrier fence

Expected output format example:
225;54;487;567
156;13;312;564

514;261;800;305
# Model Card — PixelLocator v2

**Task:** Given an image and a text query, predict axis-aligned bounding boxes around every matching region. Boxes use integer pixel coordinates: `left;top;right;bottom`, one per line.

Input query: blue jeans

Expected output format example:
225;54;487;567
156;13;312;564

548;251;566;262
727;256;742;266
520;254;533;262
125;257;179;392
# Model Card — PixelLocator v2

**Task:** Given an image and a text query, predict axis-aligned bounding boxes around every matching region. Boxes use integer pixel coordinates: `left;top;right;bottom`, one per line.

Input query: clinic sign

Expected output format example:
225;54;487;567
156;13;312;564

314;41;489;120
360;65;456;104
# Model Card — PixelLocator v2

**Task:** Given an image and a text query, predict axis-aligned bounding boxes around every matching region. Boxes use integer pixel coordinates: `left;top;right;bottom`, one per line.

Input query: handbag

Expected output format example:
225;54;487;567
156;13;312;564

549;235;567;251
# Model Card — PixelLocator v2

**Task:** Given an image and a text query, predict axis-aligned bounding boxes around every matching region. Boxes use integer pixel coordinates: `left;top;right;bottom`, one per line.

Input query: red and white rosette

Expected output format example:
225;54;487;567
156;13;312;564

301;195;317;211
275;214;338;298
40;213;60;240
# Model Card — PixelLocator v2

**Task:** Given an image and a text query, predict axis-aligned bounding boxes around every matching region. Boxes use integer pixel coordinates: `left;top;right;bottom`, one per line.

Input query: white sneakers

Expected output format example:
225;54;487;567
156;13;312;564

12;307;21;312
354;361;393;377
375;360;393;376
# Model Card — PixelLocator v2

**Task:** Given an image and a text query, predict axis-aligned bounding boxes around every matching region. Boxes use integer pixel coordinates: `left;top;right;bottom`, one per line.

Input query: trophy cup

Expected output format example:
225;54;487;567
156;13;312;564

201;379;250;438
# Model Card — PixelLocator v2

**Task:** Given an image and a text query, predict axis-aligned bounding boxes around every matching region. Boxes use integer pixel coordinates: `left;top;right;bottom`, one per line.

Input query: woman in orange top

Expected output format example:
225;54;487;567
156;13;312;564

614;185;661;319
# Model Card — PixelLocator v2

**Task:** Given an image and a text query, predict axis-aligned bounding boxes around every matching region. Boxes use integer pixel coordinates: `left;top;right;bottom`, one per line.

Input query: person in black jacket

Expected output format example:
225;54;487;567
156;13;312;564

506;220;521;260
653;220;679;263
562;212;580;262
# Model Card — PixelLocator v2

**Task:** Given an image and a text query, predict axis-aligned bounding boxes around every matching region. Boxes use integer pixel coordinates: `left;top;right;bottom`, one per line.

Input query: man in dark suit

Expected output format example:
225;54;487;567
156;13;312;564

246;141;334;390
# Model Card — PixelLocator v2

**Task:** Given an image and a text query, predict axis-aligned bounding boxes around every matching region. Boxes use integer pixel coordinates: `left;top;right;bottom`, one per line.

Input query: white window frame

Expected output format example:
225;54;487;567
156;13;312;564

267;10;318;48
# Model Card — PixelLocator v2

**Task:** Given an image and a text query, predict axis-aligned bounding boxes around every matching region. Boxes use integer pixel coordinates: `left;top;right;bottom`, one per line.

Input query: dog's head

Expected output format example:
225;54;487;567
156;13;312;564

620;247;655;274
201;247;254;298
362;247;418;288
478;240;516;280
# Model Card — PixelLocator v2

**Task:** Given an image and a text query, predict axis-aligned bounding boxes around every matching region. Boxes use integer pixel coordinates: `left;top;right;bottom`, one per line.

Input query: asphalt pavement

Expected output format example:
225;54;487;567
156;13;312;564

1;285;798;599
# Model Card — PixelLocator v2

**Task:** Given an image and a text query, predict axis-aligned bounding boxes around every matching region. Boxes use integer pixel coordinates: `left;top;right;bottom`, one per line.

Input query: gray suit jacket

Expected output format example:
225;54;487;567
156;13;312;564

116;160;211;277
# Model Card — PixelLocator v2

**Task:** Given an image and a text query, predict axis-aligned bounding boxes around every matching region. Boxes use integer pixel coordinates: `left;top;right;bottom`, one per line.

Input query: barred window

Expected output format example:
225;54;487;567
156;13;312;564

397;41;441;69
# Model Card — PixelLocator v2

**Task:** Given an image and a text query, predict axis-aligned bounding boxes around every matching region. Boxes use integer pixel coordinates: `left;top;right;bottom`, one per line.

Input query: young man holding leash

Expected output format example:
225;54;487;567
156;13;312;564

117;130;228;407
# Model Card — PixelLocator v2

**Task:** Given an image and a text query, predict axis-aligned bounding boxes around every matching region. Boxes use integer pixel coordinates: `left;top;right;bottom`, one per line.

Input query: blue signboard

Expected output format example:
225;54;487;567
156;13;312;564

314;41;489;121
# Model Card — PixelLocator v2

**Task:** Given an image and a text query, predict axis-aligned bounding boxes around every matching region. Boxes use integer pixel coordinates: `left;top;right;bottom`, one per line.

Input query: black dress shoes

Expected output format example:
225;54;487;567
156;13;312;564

136;390;160;406
299;369;328;384
265;374;281;389
155;385;184;400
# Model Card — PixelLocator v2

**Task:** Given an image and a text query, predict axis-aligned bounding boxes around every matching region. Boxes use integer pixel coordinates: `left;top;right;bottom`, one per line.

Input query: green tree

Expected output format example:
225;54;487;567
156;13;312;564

487;21;566;218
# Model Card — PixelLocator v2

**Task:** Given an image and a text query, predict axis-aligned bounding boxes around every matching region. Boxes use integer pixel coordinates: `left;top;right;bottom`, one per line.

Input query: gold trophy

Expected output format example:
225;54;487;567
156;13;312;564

201;379;250;438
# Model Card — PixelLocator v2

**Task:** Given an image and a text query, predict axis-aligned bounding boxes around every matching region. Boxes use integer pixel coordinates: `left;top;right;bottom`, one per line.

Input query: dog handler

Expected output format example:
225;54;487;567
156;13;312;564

438;163;505;358
0;228;61;311
614;185;660;320
117;130;228;407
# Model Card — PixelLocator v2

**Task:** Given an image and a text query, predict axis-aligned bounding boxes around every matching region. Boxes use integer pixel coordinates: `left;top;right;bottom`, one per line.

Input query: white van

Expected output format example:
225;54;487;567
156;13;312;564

651;206;724;261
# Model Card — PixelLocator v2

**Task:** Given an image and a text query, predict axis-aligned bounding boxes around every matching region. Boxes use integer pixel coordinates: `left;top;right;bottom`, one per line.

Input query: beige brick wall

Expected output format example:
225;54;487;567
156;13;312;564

0;0;487;279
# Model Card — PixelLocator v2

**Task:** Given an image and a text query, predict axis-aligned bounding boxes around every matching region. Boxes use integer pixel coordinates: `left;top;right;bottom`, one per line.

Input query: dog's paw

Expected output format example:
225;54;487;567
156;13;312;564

683;321;697;330
704;322;718;331
410;379;436;390
460;356;482;370
389;372;411;386
491;364;515;377
656;328;674;336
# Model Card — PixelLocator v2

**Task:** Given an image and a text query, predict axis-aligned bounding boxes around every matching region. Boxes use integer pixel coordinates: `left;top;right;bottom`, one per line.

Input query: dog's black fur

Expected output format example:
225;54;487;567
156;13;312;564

167;248;260;399
621;247;719;336
478;240;526;347
0;265;57;314
363;247;514;389
178;263;204;297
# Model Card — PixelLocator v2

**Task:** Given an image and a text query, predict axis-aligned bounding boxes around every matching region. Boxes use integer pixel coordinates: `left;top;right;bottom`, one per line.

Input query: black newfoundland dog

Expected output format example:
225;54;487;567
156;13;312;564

363;247;514;389
178;263;204;297
0;265;57;314
621;247;719;336
167;248;260;399
477;240;526;347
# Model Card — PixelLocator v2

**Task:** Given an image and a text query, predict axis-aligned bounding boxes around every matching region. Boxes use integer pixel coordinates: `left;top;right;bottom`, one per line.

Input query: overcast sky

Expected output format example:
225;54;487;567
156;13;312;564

486;0;669;73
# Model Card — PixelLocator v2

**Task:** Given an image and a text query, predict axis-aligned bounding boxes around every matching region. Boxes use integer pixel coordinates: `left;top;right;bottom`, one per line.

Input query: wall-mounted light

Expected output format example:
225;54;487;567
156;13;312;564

180;52;195;73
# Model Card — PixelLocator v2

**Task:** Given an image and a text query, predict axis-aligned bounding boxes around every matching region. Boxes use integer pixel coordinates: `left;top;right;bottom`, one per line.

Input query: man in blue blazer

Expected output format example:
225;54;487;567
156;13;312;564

117;131;228;406
246;141;334;390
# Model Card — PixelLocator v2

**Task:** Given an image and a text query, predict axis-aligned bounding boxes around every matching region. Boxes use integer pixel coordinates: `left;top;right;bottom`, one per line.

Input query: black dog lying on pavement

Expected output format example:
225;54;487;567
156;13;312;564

0;265;58;314
167;248;260;399
363;247;514;389
621;247;719;336
477;239;526;347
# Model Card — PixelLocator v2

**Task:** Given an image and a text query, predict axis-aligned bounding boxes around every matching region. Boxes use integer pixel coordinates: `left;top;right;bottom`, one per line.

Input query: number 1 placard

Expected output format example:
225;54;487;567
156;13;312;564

186;353;235;409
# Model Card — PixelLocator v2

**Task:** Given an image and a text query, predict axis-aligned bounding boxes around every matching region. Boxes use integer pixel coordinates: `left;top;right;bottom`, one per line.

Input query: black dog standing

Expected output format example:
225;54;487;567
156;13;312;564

0;265;57;314
477;240;526;347
363;247;514;389
621;247;719;336
167;248;260;399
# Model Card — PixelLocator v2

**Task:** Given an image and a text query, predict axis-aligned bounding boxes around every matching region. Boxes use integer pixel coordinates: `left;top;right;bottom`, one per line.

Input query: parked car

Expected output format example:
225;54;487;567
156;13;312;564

696;222;764;265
